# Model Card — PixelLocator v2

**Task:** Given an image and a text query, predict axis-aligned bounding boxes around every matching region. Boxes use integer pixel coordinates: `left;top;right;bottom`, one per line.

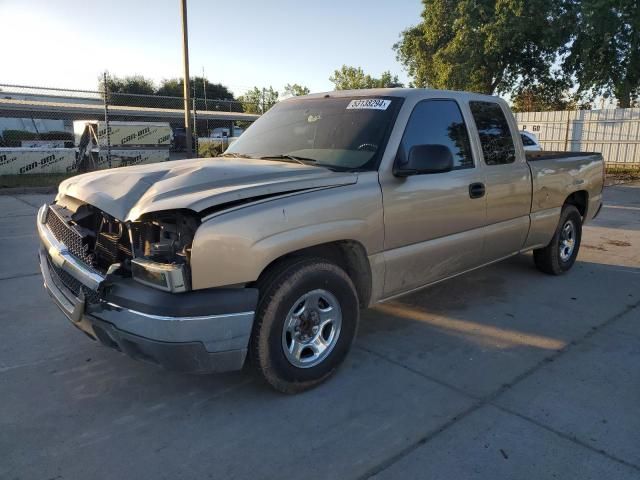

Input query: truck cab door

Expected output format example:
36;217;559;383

380;99;487;298
468;101;532;262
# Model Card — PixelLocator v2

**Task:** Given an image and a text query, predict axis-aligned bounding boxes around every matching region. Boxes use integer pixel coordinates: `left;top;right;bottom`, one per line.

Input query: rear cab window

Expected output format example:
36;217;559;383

397;99;474;170
469;101;516;165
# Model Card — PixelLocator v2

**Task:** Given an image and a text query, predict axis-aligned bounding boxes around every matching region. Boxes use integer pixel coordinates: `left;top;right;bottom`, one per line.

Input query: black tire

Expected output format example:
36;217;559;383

533;205;582;275
251;258;359;394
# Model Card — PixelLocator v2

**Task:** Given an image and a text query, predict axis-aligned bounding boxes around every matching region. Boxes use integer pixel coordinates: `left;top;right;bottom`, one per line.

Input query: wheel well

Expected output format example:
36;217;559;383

564;190;588;217
255;241;372;308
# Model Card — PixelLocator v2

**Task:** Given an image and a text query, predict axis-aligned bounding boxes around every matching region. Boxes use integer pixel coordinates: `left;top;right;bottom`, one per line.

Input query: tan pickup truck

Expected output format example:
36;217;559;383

37;89;604;392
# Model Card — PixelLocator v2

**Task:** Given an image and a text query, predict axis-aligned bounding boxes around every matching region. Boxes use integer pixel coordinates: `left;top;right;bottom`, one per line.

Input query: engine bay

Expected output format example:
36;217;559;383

61;203;200;275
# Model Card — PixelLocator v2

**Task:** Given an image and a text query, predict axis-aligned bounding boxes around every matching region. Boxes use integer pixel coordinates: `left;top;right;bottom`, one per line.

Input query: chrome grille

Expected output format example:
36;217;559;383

46;255;101;304
45;205;94;266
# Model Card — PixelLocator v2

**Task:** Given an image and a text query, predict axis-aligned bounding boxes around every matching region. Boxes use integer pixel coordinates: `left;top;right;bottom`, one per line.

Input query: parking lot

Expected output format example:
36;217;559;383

1;182;638;480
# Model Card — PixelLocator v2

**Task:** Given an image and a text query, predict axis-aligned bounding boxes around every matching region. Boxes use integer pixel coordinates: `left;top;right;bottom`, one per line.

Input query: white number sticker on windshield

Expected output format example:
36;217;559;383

346;99;391;110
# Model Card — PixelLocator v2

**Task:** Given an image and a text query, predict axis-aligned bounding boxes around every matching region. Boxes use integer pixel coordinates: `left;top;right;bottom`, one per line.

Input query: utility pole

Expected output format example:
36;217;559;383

180;0;193;157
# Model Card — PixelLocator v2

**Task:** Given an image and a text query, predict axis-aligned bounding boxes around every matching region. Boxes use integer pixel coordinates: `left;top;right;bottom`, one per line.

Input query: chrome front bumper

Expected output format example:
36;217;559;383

37;204;258;373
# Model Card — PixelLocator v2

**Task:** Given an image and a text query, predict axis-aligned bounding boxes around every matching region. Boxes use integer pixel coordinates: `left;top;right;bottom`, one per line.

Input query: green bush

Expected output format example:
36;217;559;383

2;130;38;146
197;141;225;158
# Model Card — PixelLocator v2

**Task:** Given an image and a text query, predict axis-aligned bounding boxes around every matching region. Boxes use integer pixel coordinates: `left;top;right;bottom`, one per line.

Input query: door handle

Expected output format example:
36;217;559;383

469;182;485;199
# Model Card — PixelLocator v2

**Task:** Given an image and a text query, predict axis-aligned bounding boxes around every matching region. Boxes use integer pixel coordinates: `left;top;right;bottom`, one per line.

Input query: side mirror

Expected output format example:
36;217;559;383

394;144;454;177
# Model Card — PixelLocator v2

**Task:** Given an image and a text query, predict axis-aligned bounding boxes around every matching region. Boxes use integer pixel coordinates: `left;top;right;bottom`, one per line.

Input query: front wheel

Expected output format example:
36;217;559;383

533;205;582;275
251;258;359;393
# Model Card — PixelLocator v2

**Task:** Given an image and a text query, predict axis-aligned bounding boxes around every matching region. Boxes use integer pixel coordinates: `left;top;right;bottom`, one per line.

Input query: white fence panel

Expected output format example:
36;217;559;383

515;108;640;167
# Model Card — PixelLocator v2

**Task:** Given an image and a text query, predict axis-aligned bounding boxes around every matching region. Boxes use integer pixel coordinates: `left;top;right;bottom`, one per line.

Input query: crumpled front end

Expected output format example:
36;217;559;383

36;202;258;374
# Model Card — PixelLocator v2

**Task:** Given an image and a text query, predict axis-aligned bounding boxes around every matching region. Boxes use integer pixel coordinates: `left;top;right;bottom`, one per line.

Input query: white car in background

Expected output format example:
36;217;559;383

521;130;542;151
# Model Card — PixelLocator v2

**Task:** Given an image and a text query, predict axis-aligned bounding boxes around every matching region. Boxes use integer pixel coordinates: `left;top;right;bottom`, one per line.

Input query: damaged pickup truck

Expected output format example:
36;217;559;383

37;89;604;393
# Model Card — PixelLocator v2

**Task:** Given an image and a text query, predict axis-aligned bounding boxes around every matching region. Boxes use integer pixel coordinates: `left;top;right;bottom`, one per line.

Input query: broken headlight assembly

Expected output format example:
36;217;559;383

128;210;199;293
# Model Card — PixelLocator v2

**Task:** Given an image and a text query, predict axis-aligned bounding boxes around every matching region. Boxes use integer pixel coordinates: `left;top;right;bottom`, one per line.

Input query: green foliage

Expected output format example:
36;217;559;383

2;130;39;145
197;141;226;158
238;87;279;114
154;78;182;97
511;80;591;112
156;77;235;100
98;74;157;107
394;0;572;94
283;83;310;97
329;65;404;90
100;74;155;95
97;74;235;108
564;0;640;108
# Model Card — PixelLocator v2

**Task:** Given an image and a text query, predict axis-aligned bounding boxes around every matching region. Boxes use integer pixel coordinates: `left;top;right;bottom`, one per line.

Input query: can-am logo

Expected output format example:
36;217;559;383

120;155;143;166
40;154;56;166
121;133;137;144
97;126;112;137
18;153;66;173
0;154;18;167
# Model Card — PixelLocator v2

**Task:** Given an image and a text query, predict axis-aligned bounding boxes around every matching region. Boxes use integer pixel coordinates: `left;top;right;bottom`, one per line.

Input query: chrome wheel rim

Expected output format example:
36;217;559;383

281;289;342;369
559;220;576;262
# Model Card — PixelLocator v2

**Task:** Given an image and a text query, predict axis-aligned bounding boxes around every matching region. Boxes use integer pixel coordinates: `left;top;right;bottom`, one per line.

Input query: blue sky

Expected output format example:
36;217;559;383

1;0;423;96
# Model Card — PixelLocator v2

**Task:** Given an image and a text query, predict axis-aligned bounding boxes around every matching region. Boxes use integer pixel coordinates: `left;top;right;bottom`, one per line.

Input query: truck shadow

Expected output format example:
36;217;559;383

352;254;638;396
361;254;637;340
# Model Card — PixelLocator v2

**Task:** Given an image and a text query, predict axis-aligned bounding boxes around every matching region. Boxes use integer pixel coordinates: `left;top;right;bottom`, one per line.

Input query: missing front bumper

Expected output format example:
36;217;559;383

38;211;259;374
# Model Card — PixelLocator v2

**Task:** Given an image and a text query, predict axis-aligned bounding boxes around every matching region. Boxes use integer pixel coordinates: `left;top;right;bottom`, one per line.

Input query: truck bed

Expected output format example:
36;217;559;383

526;150;604;220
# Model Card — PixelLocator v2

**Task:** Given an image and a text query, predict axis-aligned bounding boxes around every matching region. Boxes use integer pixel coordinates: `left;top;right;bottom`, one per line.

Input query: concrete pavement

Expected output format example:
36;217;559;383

0;183;638;479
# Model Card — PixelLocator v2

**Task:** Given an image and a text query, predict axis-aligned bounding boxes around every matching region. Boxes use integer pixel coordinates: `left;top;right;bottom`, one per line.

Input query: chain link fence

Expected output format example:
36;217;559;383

7;82;639;180
0;81;260;176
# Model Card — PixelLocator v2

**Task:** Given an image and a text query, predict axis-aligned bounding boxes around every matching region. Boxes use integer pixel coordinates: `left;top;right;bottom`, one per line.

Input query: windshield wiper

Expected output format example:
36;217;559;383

259;154;318;166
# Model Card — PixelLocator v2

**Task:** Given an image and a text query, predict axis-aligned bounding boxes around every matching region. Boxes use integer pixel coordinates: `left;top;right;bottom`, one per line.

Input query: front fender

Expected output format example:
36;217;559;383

189;173;384;290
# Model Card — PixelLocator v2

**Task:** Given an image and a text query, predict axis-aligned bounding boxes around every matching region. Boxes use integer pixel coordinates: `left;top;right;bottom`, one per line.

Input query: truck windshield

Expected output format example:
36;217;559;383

225;96;401;171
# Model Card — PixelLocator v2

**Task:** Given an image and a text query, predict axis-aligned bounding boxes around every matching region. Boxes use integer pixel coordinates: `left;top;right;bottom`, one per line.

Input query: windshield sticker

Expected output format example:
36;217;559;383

346;99;391;110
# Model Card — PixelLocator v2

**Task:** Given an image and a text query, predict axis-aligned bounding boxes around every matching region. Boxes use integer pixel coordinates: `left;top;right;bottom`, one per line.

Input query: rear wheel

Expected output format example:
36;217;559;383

251;258;359;393
533;205;582;275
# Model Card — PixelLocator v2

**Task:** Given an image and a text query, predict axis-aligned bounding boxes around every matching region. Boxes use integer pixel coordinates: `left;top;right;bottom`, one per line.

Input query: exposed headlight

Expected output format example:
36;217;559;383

128;211;199;293
131;258;190;293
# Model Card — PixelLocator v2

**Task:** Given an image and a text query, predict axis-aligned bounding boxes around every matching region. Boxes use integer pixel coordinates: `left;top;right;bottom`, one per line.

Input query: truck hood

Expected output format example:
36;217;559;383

57;157;358;221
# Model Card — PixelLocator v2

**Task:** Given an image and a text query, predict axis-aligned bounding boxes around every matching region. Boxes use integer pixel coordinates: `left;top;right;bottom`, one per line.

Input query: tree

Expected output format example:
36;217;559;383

394;0;573;94
100;74;156;95
99;74;156;107
156;77;235;100
283;83;310;97
564;0;640;108
511;79;591;112
329;65;404;90
238;87;279;114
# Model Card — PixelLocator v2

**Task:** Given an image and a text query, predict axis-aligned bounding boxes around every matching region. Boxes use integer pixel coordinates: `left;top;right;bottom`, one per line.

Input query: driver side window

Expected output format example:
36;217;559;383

398;100;474;170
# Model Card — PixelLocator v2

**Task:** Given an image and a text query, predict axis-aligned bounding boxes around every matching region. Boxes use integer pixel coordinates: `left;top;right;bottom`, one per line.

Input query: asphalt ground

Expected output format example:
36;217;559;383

1;182;639;480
